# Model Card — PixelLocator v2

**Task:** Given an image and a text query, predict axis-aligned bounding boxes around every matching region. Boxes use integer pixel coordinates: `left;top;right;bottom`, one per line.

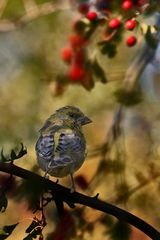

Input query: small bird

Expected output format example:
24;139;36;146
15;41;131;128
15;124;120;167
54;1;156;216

35;106;92;191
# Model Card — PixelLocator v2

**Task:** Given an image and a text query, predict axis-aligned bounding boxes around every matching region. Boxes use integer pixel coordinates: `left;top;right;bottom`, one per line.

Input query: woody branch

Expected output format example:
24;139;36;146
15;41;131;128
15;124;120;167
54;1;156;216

0;161;159;240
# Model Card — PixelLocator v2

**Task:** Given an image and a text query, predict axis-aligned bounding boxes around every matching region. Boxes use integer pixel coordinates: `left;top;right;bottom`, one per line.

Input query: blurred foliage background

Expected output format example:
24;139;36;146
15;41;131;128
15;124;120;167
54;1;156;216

0;0;160;239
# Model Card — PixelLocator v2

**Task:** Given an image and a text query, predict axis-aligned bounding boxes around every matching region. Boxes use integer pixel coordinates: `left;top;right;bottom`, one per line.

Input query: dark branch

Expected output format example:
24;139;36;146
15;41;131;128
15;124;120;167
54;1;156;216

0;162;159;239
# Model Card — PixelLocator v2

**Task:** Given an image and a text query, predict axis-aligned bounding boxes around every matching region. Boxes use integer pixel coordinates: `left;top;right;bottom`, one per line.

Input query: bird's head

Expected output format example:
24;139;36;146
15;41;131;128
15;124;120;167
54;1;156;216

56;106;92;126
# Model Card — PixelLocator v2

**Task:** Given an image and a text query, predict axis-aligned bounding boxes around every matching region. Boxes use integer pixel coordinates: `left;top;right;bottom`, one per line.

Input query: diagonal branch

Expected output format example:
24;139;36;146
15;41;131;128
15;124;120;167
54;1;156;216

0;161;159;240
0;2;72;32
0;0;8;18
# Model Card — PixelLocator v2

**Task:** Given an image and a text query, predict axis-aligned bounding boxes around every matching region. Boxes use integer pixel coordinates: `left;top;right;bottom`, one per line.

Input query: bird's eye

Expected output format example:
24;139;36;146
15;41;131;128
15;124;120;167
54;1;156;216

69;112;75;118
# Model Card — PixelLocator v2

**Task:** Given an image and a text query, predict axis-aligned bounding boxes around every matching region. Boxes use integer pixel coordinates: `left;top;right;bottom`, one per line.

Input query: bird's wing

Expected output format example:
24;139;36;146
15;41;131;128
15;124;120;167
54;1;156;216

35;133;54;160
36;128;85;170
49;129;85;168
56;130;85;153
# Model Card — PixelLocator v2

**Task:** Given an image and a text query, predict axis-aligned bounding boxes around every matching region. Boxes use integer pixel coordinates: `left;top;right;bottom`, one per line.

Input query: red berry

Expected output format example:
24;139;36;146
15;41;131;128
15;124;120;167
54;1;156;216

74;49;85;65
108;18;121;29
122;1;133;10
137;0;147;6
125;19;136;30
78;3;89;14
69;34;85;49
86;11;97;21
126;36;137;46
68;65;85;81
61;46;72;62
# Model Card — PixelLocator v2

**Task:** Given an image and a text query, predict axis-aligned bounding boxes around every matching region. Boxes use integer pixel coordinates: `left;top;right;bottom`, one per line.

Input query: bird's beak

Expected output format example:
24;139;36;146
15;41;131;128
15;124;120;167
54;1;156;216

78;116;92;125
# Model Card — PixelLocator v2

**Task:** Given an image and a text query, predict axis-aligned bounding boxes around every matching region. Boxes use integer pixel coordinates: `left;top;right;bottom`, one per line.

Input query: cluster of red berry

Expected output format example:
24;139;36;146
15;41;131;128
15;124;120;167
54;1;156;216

61;34;89;82
59;0;148;86
106;0;144;46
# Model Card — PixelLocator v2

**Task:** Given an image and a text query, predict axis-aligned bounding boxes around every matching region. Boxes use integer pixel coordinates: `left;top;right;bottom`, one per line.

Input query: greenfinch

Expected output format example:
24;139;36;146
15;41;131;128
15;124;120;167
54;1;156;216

35;106;92;191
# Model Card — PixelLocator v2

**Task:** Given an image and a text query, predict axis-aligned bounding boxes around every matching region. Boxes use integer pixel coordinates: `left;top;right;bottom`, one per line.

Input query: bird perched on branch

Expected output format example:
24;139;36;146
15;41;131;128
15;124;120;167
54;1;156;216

35;106;92;191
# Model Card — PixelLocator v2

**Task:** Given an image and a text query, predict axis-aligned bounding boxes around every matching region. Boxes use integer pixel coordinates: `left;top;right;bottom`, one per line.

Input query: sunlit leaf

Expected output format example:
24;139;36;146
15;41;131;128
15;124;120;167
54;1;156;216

0;144;27;162
0;229;7;236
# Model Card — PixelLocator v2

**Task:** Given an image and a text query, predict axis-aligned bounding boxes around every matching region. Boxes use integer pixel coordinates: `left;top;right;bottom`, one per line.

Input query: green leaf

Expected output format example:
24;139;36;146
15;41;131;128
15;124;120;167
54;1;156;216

0;230;7;236
109;221;131;240
114;89;143;106
84;21;99;39
91;59;107;83
145;26;158;49
100;42;117;58
0;223;19;240
0;192;8;213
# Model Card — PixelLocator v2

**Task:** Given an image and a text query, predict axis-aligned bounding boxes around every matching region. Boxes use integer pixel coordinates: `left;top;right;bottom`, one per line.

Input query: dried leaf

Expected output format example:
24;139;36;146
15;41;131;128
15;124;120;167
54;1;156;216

91;58;107;83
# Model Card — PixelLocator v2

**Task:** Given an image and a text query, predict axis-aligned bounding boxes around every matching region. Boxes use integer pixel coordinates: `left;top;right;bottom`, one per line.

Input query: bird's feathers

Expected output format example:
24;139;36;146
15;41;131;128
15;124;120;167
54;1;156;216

35;106;91;178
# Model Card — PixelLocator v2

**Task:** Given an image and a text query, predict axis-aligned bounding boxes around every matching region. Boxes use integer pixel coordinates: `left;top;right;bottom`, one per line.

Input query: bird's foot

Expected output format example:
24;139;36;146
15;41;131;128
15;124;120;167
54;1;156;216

70;186;75;193
44;171;49;179
70;174;75;193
